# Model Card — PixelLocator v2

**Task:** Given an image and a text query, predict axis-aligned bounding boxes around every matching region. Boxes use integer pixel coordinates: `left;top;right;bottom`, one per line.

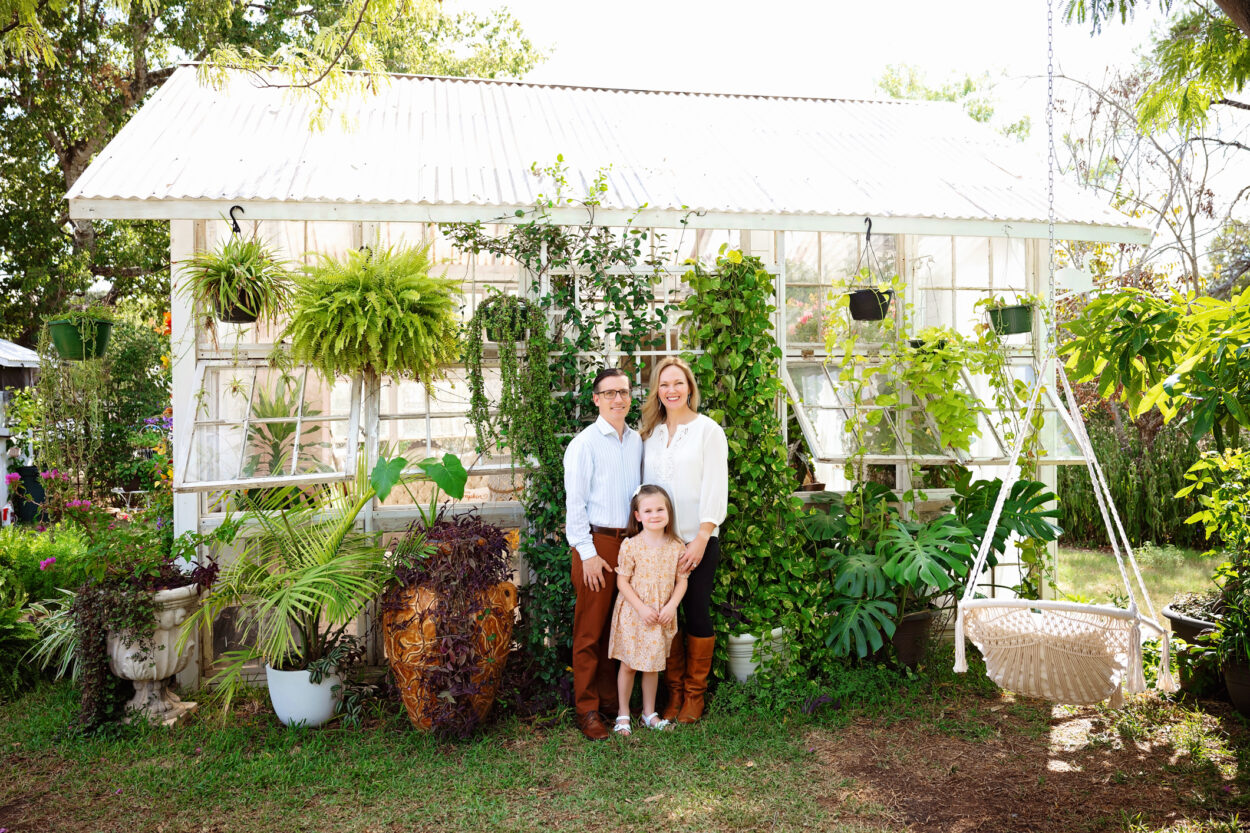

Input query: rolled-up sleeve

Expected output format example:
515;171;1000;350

699;420;729;529
563;435;598;561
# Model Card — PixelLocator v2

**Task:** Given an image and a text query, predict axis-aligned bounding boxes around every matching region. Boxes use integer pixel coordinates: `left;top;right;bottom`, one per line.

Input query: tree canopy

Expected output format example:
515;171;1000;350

1066;0;1250;131
0;0;542;344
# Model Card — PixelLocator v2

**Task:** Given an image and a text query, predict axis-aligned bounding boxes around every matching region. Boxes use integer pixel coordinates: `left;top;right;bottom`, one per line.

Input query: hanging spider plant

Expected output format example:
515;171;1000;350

181;235;292;325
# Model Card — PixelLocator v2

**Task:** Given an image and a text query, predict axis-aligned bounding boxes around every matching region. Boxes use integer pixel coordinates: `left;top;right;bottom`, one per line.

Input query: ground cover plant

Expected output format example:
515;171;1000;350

0;649;1244;833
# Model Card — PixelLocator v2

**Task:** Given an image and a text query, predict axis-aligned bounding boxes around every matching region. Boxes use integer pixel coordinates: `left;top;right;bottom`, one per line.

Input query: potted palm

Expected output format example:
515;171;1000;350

380;452;518;737
182;458;408;727
181;235;291;325
45;306;114;361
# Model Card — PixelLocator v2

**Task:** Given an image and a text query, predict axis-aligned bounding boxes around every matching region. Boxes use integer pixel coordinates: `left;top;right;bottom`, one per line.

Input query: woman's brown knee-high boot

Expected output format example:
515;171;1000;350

660;631;686;721
677;635;715;723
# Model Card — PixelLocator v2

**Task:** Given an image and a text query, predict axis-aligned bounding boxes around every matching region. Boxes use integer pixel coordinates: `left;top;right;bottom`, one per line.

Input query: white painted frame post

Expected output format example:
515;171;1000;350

170;219;202;689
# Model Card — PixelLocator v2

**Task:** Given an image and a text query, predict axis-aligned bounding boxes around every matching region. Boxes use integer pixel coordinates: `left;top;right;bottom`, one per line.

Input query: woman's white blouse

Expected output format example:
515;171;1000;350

642;414;729;544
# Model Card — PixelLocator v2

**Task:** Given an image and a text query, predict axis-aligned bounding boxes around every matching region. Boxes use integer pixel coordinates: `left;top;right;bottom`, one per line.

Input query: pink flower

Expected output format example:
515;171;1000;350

39;557;55;571
4;473;18;485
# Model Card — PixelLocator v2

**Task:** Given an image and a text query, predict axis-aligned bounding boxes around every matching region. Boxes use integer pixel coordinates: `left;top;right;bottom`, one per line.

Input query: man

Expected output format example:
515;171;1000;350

564;367;641;741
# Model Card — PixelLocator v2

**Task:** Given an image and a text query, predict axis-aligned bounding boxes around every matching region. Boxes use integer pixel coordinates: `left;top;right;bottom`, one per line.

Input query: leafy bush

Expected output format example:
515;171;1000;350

0;524;89;603
1057;407;1205;549
0;597;40;702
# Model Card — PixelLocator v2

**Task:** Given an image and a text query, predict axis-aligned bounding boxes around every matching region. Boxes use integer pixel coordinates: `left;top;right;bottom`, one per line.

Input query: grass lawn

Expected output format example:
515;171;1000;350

1;651;1246;833
1057;544;1224;620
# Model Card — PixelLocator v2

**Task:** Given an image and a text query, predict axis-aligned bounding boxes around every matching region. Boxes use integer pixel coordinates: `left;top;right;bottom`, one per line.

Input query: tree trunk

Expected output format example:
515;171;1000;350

1213;1;1250;40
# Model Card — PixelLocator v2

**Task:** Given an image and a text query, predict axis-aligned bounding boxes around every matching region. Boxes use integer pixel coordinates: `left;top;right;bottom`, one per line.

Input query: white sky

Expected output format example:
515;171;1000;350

451;0;1165;101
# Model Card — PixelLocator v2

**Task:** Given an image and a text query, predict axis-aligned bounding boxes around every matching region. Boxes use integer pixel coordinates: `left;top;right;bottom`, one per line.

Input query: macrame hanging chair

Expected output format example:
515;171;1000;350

951;2;1178;707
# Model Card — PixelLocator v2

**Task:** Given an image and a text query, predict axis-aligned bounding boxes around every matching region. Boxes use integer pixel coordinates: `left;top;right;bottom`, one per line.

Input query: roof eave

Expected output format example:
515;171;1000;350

67;197;1153;245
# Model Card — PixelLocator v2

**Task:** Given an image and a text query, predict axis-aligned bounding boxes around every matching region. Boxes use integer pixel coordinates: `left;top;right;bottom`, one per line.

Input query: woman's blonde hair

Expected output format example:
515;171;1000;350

639;356;701;440
625;484;680;541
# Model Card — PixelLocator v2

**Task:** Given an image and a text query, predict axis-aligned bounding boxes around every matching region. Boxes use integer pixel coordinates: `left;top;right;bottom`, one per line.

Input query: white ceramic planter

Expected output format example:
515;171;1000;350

265;665;342;728
727;626;785;683
107;584;201;723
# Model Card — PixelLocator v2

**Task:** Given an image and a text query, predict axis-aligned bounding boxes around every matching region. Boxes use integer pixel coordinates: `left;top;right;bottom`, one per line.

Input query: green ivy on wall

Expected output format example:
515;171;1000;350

681;247;830;678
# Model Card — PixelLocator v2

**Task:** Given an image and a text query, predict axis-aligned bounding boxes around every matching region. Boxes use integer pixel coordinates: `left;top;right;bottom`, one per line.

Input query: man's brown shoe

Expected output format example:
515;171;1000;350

577;711;610;741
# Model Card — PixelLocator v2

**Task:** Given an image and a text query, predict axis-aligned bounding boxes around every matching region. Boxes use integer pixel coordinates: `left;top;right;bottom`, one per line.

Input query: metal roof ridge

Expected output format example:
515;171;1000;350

171;61;938;107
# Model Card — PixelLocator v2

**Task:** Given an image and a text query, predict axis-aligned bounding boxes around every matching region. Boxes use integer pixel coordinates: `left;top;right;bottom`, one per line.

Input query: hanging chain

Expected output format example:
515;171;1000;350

1046;0;1057;352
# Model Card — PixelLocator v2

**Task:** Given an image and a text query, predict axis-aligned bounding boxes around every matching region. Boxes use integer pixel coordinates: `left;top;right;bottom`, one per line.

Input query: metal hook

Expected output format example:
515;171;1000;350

864;217;872;243
229;205;244;235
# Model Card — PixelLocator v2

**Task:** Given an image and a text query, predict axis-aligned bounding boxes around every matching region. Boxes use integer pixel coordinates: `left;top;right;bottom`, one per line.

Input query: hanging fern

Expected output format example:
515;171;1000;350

284;245;462;384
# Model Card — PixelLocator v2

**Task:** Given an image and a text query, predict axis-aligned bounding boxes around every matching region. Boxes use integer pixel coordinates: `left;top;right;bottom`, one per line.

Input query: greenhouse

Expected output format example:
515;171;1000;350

66;65;1151;687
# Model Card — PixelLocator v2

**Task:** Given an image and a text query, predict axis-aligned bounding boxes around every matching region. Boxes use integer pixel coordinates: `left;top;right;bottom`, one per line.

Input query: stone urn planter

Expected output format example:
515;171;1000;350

107;584;201;724
383;580;518;730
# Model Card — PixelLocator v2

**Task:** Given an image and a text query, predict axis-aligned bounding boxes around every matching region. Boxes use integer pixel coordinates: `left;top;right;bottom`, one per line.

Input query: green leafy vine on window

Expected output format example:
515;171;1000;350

443;157;677;688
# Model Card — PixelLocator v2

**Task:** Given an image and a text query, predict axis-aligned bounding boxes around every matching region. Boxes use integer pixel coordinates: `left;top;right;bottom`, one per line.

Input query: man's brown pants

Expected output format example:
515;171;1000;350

571;532;622;717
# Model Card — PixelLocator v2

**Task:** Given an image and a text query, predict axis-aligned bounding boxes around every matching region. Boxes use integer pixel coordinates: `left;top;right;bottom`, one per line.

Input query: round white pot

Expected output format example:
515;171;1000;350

727;626;785;683
107;584;201;721
265;665;342;728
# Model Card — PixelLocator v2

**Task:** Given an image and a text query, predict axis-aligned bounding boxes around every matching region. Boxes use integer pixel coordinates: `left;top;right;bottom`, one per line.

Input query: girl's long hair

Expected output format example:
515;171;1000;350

625;484;680;542
638;356;701;440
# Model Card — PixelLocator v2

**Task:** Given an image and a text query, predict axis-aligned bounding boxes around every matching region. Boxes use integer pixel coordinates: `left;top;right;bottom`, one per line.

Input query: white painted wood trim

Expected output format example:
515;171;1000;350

69;198;1153;245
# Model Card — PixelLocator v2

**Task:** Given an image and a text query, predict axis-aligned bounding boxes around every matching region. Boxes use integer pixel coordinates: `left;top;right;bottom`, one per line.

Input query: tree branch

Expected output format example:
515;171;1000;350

1191;135;1250;152
1217;97;1250;110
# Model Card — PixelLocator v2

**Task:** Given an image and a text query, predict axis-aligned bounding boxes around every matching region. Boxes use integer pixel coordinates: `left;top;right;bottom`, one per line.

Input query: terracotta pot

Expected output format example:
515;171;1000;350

383;580;518;730
107;584;200;722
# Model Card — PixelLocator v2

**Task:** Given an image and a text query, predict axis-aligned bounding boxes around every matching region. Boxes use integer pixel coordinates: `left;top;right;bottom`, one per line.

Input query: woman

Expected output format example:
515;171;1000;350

639;356;728;723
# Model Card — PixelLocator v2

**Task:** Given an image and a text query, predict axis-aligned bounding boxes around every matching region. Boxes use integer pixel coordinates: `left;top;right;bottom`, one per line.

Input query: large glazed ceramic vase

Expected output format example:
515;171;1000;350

107;584;201;722
383;580;518;730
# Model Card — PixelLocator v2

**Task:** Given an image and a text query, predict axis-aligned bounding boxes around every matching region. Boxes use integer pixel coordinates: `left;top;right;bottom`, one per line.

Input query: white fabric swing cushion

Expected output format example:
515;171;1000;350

959;599;1156;705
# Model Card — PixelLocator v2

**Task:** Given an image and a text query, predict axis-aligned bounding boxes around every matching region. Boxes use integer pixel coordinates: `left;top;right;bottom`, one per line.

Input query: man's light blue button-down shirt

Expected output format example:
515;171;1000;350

563;416;642;561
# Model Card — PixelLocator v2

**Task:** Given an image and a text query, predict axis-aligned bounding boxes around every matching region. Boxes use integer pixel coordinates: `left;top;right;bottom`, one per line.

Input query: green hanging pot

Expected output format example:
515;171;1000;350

46;319;113;361
986;304;1033;335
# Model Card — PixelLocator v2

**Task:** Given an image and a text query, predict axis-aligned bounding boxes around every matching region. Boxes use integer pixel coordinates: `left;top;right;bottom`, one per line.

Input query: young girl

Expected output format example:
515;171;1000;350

608;484;689;735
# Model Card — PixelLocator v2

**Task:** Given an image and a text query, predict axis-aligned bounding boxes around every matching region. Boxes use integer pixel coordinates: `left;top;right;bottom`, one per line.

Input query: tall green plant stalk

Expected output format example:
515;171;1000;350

682;248;818;677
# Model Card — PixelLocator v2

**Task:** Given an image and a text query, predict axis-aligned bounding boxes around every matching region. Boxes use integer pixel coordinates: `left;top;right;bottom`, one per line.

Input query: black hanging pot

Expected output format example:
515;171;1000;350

848;289;892;321
15;465;44;524
215;302;259;325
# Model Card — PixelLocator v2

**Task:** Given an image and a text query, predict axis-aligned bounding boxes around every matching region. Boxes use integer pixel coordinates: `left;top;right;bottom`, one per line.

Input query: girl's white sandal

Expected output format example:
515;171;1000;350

613;715;632;736
641;712;672;731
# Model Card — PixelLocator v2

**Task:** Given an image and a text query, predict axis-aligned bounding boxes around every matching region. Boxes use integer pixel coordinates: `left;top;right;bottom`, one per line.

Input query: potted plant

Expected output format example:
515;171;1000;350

976;293;1042;336
807;472;1060;668
380;453;518;737
1162;590;1223;644
181;235;292;325
891;327;990;458
839;266;895;322
1175;449;1250;715
283;244;462;389
64;501;234;726
45;306;114;361
463;289;552;459
182;458;407;727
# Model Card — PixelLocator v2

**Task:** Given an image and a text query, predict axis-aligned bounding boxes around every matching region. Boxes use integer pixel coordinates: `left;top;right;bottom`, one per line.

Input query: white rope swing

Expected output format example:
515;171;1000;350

951;0;1178;707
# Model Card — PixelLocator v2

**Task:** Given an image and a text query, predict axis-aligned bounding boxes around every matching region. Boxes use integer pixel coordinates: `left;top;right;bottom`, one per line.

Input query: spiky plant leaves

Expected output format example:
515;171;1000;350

285;245;462;384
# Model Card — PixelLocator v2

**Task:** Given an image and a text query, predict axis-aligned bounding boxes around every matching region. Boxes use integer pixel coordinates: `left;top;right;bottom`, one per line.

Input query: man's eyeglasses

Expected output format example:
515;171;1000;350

594;388;632;400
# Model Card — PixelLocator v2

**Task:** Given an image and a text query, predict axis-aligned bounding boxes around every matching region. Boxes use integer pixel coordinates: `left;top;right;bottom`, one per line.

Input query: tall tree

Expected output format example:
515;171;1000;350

1066;0;1249;131
877;64;1032;141
0;1;542;344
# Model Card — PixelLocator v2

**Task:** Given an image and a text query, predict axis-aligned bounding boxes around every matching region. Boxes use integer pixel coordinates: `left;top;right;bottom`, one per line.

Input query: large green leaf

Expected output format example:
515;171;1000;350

417;452;468;500
878;517;973;594
826;597;897;658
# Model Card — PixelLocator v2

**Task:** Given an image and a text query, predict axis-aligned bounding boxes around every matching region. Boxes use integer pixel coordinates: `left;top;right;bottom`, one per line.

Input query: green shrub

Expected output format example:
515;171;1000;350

0;598;40;702
1057;407;1205;549
0;525;90;602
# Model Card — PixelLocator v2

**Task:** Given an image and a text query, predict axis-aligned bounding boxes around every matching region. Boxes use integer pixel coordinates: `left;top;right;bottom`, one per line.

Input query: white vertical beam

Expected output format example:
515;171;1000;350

170;219;200;689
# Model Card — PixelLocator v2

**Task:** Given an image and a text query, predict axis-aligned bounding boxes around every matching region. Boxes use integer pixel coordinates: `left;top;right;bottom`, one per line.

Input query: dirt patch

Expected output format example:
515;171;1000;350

807;693;1247;833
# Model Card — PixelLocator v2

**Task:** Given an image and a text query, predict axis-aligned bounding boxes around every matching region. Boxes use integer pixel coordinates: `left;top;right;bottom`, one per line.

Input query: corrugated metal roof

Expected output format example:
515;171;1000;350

0;339;38;369
68;65;1147;241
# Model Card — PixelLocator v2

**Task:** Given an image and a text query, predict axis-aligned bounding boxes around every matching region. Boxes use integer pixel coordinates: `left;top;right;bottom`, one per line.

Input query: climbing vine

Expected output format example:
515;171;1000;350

681;248;820;677
443;158;678;689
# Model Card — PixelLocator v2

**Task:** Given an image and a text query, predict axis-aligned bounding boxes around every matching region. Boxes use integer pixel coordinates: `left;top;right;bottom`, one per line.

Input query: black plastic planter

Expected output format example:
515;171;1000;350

215;302;259;325
986;304;1033;335
848;289;892;321
15;465;44;524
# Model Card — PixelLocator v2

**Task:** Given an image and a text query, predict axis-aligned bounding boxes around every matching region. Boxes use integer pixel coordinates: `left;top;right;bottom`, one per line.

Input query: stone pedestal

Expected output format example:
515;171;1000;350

108;584;201;724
